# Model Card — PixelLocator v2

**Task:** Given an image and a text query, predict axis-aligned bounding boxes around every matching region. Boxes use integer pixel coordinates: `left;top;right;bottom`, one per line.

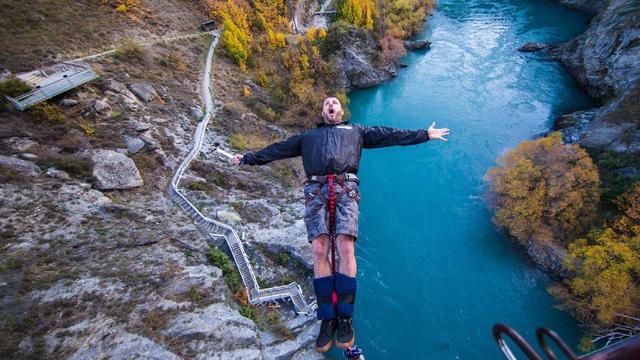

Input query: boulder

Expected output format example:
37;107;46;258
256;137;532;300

518;42;547;52
92;99;111;113
163;303;258;348
89;150;143;190
403;39;432;50
3;137;38;152
128;83;158;102
190;106;203;119
47;167;71;180
61;99;78;106
0;155;41;176
123;136;145;154
103;78;128;94
129;120;150;132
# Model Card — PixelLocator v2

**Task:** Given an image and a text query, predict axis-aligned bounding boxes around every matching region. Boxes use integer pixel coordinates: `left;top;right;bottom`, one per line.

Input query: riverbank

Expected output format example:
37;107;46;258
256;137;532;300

506;0;640;278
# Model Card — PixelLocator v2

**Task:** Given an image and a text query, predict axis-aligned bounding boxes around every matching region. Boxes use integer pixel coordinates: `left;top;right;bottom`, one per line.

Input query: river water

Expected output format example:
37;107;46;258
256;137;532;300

331;0;593;358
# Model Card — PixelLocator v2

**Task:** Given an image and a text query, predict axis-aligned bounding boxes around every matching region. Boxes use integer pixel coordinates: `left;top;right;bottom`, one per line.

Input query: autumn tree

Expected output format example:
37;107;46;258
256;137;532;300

549;183;640;330
337;0;377;29
213;0;253;71
484;132;601;246
381;0;433;38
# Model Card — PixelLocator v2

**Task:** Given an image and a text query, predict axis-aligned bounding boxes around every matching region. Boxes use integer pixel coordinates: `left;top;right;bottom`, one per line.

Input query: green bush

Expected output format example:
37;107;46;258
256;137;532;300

276;252;289;265
206;247;242;292
0;77;31;98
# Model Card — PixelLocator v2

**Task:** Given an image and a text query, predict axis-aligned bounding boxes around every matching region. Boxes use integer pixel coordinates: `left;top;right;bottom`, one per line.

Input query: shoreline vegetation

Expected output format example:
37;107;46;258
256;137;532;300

485;0;640;351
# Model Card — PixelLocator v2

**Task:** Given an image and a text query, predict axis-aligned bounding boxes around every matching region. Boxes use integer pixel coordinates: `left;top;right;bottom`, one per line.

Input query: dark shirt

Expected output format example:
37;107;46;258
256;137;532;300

242;121;431;177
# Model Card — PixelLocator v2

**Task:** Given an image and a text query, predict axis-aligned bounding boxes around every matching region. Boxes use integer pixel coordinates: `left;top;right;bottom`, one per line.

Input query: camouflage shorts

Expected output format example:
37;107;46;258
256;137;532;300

303;180;361;243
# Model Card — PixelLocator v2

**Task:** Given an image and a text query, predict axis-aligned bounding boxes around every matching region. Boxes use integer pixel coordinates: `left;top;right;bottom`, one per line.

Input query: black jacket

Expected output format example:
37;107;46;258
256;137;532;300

242;122;431;176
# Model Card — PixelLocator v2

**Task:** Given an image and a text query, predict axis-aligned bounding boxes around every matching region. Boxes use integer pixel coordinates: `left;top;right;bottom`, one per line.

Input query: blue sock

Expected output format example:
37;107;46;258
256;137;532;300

313;275;336;320
335;272;357;318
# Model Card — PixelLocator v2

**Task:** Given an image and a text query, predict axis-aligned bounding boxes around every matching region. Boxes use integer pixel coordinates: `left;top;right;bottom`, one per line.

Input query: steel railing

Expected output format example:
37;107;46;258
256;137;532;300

168;31;316;316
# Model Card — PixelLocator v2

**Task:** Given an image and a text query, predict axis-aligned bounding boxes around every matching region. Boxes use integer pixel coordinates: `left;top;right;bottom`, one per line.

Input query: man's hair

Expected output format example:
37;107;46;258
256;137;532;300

324;96;340;102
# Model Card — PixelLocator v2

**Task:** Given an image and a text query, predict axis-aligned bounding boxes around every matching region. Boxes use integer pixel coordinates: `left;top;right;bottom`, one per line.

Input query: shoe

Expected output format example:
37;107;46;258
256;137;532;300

315;319;337;352
335;317;355;349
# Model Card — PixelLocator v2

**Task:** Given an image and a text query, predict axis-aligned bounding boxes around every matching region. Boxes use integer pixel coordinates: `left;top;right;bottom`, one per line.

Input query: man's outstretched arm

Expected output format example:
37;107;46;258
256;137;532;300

361;121;450;148
234;134;302;165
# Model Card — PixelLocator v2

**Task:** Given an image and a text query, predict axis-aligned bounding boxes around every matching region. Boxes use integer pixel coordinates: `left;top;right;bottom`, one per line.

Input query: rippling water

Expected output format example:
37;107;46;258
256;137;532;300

328;1;593;358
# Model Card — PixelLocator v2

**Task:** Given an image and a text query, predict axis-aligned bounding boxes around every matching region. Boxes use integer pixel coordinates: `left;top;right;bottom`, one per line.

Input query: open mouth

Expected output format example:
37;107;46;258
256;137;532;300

329;108;335;115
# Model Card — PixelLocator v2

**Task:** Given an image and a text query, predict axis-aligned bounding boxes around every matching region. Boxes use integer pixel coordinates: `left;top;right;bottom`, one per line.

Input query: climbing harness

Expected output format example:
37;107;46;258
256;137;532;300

310;174;365;359
324;174;341;310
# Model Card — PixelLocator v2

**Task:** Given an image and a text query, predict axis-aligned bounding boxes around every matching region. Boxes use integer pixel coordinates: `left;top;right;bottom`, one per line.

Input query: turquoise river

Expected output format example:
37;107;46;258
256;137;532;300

329;0;593;358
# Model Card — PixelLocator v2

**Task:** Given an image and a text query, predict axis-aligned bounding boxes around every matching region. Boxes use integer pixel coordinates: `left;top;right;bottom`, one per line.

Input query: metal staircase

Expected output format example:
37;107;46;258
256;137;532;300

168;31;316;316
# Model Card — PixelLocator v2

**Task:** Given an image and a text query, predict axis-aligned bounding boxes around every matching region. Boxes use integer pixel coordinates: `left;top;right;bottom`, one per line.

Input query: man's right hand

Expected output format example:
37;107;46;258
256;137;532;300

233;155;243;166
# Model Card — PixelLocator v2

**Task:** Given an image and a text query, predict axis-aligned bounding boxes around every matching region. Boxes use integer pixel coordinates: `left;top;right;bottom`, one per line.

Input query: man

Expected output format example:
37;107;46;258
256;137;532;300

233;96;449;352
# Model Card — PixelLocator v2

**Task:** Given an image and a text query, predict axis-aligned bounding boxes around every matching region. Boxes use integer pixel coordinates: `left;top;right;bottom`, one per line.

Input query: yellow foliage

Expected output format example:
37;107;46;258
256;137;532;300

318;28;327;39
484;132;601;246
338;0;377;29
256;71;269;87
79;122;95;136
243;84;251;97
552;224;640;327
214;0;252;69
306;28;317;42
382;0;433;38
275;32;286;47
116;4;127;12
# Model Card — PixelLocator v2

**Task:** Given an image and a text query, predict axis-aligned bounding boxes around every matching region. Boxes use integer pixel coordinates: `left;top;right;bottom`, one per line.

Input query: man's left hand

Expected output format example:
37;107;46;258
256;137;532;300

428;121;450;141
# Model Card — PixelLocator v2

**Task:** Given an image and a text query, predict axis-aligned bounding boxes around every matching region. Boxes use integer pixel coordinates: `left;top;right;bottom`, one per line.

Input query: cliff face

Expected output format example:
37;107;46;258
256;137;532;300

327;25;399;90
550;0;640;153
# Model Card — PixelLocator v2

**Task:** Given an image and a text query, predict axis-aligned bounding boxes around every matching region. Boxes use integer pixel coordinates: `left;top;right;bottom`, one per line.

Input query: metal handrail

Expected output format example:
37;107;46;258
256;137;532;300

168;31;315;316
493;324;543;360
536;327;578;360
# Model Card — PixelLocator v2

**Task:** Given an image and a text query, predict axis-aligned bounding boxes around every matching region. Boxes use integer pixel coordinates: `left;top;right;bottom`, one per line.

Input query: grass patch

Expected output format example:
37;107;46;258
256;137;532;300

183;180;212;192
276;252;290;266
229;133;273;152
29;102;65;122
0;77;31;98
157;51;187;72
114;39;148;63
35;151;94;181
206;247;260;321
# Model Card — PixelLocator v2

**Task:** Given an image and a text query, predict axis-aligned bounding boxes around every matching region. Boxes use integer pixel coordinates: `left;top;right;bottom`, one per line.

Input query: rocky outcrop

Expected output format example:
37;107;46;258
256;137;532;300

549;0;640;153
518;42;547;52
328;25;398;89
404;39;432;50
0;155;41;176
89;149;143;190
129;83;158;102
523;240;570;279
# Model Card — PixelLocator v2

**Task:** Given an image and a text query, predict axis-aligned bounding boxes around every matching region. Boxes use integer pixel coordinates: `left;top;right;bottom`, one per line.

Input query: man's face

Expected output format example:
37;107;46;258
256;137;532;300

321;97;344;124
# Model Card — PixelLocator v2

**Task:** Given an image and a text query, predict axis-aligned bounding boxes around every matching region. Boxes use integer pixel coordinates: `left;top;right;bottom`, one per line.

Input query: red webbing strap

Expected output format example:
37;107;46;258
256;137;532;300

328;174;336;274
328;174;338;307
